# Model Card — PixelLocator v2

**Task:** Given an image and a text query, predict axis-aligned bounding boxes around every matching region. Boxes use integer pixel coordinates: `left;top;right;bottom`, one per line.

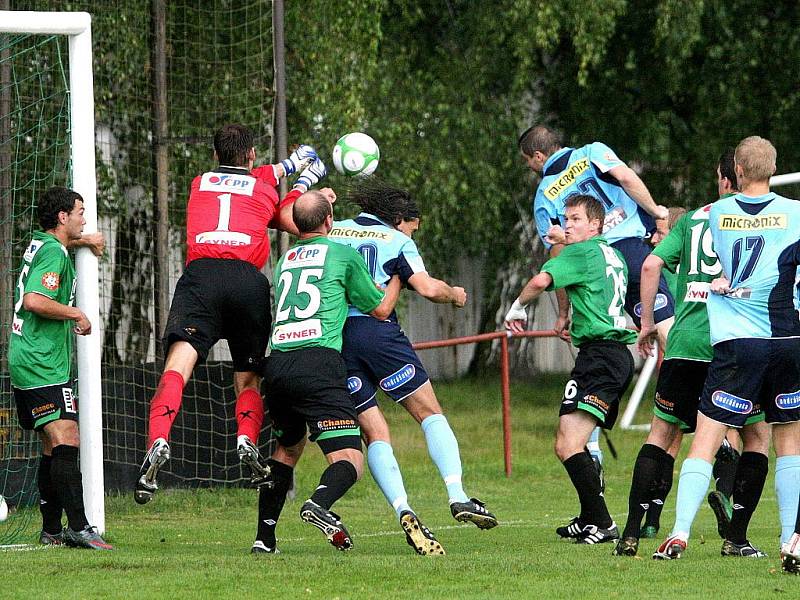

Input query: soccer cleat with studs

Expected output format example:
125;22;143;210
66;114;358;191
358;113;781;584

134;438;171;505
652;534;687;560
251;540;280;554
575;522;619;545
450;497;498;530
707;491;733;539
39;529;65;546
612;536;639;556
63;525;113;550
300;500;353;551
400;511;445;556
721;538;766;558
237;435;271;487
782;533;800;574
556;516;586;539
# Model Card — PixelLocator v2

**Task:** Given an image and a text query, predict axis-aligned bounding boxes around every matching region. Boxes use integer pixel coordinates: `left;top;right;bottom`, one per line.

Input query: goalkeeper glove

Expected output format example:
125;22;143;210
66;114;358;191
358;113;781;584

280;144;317;176
294;158;327;191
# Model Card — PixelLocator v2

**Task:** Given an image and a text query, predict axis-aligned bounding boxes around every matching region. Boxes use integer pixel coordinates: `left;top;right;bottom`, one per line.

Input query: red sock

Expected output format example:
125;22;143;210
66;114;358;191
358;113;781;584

236;387;264;442
147;370;185;446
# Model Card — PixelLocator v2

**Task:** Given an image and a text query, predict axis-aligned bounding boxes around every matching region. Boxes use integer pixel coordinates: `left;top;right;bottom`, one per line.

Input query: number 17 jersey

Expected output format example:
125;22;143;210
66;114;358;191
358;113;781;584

708;192;800;344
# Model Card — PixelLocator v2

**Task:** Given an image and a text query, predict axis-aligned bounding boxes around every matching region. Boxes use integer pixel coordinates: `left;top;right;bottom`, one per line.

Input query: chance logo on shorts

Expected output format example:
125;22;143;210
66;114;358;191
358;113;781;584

776;390;800;410
711;390;752;415
380;364;416;391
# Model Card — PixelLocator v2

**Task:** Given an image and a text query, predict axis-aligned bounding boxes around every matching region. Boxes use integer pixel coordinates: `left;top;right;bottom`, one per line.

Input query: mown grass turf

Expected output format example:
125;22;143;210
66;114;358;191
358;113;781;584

2;375;796;599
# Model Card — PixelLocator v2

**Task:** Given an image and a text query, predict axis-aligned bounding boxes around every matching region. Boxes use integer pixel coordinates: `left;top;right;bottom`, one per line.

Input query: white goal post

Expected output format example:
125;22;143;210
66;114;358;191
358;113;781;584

620;170;800;430
1;12;104;532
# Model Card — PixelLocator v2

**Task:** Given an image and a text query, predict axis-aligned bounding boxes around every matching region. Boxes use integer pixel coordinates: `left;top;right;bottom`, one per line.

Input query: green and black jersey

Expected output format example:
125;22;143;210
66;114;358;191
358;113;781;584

271;236;384;353
9;231;76;389
541;236;636;347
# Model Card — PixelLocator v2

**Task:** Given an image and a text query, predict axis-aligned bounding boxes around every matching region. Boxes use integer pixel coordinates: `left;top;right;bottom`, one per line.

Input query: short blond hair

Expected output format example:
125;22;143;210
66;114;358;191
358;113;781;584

734;136;776;182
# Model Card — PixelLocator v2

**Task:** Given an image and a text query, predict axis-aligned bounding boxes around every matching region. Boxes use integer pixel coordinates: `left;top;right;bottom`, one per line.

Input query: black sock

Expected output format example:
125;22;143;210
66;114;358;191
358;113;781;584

310;460;358;510
50;445;89;531
256;459;294;548
562;451;612;528
38;455;64;534
623;444;668;538
727;451;768;544
713;445;740;500
644;452;675;530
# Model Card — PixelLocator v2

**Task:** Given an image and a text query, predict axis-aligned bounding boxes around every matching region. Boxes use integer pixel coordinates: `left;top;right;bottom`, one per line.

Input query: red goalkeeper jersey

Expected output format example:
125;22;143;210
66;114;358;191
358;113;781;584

185;165;298;268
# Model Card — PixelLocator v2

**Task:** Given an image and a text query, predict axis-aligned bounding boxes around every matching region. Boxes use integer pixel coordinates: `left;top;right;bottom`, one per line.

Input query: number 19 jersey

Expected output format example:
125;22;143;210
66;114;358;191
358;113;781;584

708;192;800;344
651;205;721;361
271;237;384;352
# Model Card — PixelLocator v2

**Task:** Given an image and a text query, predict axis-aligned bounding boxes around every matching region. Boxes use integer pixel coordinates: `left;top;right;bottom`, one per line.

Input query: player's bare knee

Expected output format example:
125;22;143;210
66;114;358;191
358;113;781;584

554;434;580;462
358;407;391;445
741;421;770;455
325;447;364;479
43;419;80;448
401;383;441;423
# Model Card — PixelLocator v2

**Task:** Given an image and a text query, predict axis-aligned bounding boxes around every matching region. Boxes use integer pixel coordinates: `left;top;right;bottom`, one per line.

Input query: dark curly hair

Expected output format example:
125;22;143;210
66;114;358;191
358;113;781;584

344;176;419;226
38;187;82;230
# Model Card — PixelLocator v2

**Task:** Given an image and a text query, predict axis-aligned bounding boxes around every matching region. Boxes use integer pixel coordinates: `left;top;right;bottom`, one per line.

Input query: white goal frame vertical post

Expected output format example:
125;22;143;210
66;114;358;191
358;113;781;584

621;170;800;430
1;12;104;532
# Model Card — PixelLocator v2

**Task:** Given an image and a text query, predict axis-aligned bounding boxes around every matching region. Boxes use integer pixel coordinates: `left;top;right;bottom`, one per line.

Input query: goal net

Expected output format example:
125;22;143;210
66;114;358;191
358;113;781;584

1;3;275;545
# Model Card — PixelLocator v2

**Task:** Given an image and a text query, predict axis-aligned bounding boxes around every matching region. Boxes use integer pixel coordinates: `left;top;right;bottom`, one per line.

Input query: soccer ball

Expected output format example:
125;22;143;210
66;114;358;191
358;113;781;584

0;495;8;522
332;132;380;177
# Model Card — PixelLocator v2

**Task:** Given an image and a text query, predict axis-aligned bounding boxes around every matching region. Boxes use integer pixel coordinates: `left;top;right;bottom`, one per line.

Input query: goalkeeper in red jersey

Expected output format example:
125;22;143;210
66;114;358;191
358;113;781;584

134;124;325;504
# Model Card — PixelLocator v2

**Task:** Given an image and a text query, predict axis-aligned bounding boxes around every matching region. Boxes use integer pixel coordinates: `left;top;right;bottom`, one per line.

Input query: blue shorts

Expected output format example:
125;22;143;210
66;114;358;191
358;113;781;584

611;237;674;327
699;338;800;427
341;316;429;413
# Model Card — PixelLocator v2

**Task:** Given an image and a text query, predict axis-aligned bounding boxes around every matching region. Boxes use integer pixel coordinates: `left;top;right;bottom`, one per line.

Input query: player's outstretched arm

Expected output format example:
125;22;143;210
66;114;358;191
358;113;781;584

636;253;666;358
274;144;317;178
504;272;553;333
371;275;402;320
23;293;91;335
407;272;466;307
607;164;668;221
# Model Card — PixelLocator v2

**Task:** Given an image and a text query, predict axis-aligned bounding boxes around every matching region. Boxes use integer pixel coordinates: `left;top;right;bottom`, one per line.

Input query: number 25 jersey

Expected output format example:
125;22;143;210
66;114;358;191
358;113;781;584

708;192;800;344
186;165;296;269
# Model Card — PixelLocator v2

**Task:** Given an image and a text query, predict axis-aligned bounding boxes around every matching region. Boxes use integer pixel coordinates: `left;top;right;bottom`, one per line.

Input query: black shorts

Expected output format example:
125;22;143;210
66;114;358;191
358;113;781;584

263;347;361;454
163;258;271;371
653;359;708;432
699;338;797;427
611;237;674;327
13;383;78;431
559;340;634;429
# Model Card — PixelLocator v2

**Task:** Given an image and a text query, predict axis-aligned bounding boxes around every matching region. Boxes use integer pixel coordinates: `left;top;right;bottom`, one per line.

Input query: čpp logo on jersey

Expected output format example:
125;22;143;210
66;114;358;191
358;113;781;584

718;214;787;230
281;244;328;270
711;390;753;415
380;364;416;391
23;240;43;262
543;158;590;200
776;390;800;410
199;172;256;195
633;293;668;317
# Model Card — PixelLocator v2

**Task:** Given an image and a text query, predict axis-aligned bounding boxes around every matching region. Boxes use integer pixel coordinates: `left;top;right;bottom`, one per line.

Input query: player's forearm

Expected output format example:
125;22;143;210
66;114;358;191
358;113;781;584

639;255;664;329
613;166;660;217
413;277;456;304
23;293;82;321
273;193;301;236
371;276;401;320
555;288;570;319
518;272;552;306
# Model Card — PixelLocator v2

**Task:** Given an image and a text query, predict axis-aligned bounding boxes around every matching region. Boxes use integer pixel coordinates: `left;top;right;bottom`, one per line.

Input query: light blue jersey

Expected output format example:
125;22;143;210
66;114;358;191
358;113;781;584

707;192;800;345
533;142;653;248
329;213;426;317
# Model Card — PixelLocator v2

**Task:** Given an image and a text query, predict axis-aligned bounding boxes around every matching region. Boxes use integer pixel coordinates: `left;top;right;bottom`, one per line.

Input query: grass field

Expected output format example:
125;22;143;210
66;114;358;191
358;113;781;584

2;375;796;599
